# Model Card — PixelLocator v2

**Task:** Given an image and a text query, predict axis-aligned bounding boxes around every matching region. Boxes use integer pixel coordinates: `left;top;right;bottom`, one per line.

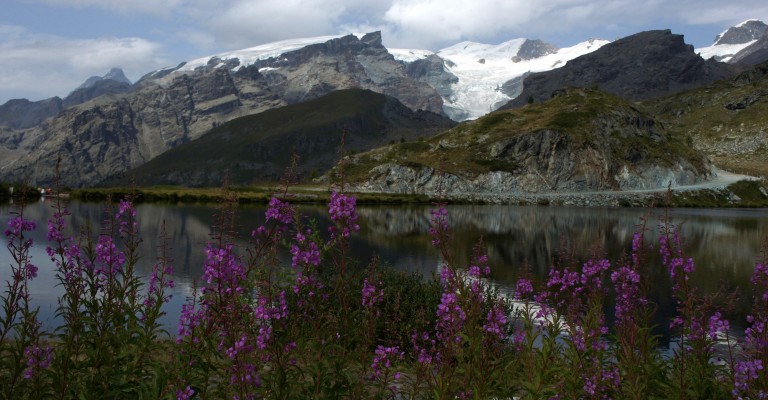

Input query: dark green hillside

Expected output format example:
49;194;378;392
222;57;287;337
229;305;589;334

644;61;768;178
107;89;455;187
337;88;712;194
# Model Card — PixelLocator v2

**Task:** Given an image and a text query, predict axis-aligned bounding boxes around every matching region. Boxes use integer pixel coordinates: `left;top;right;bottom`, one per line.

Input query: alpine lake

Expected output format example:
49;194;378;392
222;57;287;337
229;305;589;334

2;198;767;346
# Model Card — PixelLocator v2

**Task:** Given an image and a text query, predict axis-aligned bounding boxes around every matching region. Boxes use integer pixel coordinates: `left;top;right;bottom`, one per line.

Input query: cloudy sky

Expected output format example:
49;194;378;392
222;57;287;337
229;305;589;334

2;0;767;104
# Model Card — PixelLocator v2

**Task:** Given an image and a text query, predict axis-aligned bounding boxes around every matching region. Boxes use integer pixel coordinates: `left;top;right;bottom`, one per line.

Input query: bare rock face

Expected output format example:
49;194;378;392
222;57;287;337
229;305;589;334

715;20;768;45
731;30;768;66
0;97;63;130
0;33;446;187
503;30;737;109
516;39;558;60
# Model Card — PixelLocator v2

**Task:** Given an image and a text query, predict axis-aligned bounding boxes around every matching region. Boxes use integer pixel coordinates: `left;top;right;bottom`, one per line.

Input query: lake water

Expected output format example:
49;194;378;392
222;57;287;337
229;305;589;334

2;198;767;339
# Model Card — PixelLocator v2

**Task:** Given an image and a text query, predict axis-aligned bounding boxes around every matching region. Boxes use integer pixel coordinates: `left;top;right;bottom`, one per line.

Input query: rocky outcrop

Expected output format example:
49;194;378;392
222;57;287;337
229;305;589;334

503;30;737;109
403;54;459;103
516;39;558;60
345;88;713;196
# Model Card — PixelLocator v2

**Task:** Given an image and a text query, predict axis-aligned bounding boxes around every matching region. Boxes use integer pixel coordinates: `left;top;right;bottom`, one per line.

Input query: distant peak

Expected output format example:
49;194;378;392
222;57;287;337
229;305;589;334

75;67;132;90
714;20;767;45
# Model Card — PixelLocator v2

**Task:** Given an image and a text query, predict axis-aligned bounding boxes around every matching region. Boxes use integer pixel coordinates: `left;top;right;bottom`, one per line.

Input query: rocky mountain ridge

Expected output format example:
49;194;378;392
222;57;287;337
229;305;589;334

0;33;449;187
0;23;766;189
503;30;737;109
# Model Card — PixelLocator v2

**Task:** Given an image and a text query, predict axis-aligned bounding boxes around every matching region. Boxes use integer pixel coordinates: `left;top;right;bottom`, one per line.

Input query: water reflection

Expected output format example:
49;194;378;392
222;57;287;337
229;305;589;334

1;199;767;337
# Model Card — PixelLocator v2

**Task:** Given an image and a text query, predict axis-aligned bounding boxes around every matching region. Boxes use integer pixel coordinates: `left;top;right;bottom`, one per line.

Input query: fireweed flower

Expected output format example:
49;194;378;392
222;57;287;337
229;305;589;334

94;235;125;278
483;303;507;340
659;227;695;285
264;197;294;224
514;278;534;300
370;345;404;380
5;215;37;238
733;359;764;395
116;199;138;237
707;311;729;341
328;191;359;239
177;302;205;342
411;331;439;366
362;279;384;309
175;385;195;400
611;265;646;323
436;292;466;344
428;205;449;247
22;345;53;379
290;230;320;268
201;244;246;293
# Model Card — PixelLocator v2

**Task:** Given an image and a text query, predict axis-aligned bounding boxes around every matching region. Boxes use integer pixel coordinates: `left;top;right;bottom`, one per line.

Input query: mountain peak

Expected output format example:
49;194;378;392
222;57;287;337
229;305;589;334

75;67;132;90
714;20;767;45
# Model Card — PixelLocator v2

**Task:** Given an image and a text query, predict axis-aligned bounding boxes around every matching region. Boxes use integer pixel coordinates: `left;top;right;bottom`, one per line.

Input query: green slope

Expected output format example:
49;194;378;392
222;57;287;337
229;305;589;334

644;61;768;178
109;89;455;187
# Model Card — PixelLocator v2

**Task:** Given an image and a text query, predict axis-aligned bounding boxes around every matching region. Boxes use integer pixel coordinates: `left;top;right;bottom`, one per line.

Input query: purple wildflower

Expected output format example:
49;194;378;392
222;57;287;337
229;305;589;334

362;279;384;309
707;311;729;341
611;265;646;323
265;197;294;224
428;205;449;247
436;292;466;344
175;386;194;400
328;191;359;239
514;278;534;300
22;345;53;379
370;345;404;380
483;303;507;340
290;230;320;268
733;359;764;395
4;215;36;238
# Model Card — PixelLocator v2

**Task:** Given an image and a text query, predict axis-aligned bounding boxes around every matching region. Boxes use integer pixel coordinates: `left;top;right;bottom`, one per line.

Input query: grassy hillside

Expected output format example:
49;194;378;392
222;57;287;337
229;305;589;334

340;88;706;186
644;61;768;178
107;89;455;187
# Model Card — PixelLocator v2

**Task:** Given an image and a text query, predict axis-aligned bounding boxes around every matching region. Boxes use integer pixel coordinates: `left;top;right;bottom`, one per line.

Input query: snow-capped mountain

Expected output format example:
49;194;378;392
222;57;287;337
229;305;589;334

176;35;363;73
392;38;609;120
155;33;609;121
696;19;767;62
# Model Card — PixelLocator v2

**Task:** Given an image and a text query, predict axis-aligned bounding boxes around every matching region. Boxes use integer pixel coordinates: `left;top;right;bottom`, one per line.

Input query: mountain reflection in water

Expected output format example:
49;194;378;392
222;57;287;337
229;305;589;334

1;200;766;337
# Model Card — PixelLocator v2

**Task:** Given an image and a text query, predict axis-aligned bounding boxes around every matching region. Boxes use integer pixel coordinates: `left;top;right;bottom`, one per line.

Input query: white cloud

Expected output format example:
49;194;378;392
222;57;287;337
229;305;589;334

0;25;167;103
374;0;768;49
28;0;186;16
4;0;768;103
203;0;351;49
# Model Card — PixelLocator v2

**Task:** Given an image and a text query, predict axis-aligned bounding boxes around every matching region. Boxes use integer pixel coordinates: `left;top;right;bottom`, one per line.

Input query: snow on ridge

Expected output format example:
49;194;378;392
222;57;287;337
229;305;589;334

736;19;760;28
437;38;527;63
696;40;757;63
389;48;434;62
176;34;361;72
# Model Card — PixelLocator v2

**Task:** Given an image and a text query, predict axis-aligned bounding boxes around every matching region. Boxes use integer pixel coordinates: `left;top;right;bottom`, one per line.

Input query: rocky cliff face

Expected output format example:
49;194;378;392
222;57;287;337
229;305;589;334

343;88;713;196
0;33;446;187
503;30;737;109
715;20;768;45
